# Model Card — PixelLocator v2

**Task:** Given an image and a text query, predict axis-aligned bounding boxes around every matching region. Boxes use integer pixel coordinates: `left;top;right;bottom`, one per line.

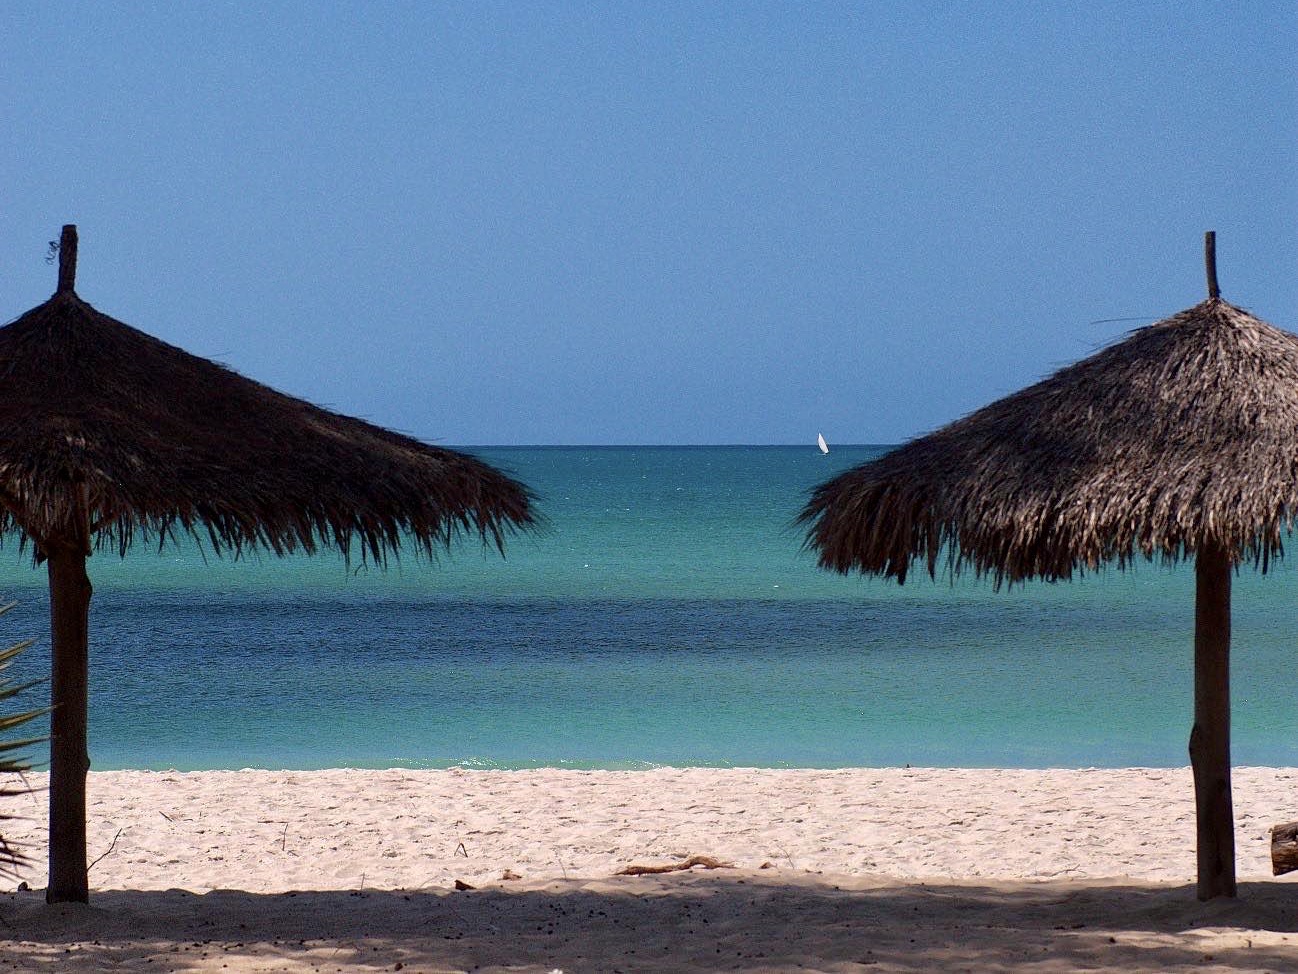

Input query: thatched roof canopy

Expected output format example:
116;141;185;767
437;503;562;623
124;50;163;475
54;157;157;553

802;297;1298;584
11;225;537;906
803;239;1284;901
0;236;534;562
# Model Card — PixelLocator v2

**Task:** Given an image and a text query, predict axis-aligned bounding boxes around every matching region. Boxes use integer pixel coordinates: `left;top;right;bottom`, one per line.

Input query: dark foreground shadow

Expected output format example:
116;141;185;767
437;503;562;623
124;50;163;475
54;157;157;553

3;873;1298;973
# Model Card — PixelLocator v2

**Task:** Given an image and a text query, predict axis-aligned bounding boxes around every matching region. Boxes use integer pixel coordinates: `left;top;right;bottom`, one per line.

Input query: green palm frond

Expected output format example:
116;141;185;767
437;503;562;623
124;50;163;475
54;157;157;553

0;602;47;878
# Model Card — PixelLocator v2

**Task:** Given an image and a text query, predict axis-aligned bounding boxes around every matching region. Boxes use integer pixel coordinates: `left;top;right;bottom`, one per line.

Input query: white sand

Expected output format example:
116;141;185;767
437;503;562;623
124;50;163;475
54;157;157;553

3;767;1298;972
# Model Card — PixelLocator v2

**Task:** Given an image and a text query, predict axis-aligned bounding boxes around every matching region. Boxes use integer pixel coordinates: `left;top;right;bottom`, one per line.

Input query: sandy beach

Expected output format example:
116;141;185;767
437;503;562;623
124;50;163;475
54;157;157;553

3;767;1298;971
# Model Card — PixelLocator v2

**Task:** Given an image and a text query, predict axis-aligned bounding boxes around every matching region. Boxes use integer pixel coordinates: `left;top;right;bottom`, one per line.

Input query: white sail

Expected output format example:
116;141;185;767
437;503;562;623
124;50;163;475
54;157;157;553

817;432;829;454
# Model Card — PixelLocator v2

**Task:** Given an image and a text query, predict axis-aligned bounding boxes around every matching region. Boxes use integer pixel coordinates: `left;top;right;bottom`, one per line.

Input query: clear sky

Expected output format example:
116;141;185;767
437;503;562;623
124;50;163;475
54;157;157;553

3;2;1294;445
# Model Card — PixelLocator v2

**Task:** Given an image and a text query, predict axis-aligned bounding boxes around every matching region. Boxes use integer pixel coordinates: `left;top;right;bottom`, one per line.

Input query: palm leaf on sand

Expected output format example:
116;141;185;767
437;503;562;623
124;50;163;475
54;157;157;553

0;602;46;878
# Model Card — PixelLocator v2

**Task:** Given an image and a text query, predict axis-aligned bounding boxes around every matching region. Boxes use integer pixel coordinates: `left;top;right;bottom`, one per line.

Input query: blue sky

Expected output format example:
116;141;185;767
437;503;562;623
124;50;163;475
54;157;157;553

3;2;1294;445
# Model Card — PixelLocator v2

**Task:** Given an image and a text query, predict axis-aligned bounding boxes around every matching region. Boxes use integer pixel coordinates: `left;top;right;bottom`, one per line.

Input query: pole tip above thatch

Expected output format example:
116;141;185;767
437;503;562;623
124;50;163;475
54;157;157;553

56;225;77;294
1204;231;1220;301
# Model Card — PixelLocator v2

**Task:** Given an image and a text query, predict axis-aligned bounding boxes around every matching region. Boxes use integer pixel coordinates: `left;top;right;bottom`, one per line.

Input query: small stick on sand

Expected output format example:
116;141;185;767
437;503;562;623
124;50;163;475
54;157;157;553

615;855;734;876
88;827;124;873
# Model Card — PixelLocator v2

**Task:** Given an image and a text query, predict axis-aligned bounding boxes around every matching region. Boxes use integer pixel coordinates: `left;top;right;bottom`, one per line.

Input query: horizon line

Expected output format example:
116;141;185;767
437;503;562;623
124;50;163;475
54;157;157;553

438;442;901;449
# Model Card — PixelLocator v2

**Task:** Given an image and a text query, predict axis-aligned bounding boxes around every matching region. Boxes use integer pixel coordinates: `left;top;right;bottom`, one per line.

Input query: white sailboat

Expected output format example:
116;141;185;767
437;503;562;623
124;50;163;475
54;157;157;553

817;432;829;454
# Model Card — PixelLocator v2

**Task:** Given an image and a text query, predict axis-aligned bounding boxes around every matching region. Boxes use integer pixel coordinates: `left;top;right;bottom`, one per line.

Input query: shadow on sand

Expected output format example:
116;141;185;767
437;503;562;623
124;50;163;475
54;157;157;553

3;873;1298;972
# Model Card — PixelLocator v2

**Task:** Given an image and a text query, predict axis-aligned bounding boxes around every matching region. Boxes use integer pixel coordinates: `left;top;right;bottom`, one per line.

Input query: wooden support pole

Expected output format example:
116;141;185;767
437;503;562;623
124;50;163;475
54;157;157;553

1189;543;1235;900
47;230;92;903
46;541;92;903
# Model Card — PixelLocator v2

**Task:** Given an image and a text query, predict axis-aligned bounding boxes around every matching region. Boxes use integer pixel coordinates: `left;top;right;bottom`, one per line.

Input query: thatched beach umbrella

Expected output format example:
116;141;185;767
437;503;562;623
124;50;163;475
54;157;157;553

802;234;1289;901
2;226;535;903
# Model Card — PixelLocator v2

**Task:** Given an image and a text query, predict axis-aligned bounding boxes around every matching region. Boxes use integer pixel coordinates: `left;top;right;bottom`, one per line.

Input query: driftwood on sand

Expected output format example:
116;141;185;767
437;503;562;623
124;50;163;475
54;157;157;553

614;855;735;876
1269;821;1298;876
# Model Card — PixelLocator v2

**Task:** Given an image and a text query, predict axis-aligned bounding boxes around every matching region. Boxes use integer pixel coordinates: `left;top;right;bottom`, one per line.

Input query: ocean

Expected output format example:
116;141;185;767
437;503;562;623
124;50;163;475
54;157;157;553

2;445;1296;771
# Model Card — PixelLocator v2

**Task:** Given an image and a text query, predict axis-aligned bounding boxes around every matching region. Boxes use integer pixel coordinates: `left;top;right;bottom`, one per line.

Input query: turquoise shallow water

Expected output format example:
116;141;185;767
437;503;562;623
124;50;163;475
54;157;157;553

1;445;1296;770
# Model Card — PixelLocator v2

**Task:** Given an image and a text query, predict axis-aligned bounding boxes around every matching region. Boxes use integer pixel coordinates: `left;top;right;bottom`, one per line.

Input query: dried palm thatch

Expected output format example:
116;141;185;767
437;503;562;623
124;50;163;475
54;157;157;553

6;225;535;905
0;276;532;564
802;297;1298;584
800;234;1290;903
